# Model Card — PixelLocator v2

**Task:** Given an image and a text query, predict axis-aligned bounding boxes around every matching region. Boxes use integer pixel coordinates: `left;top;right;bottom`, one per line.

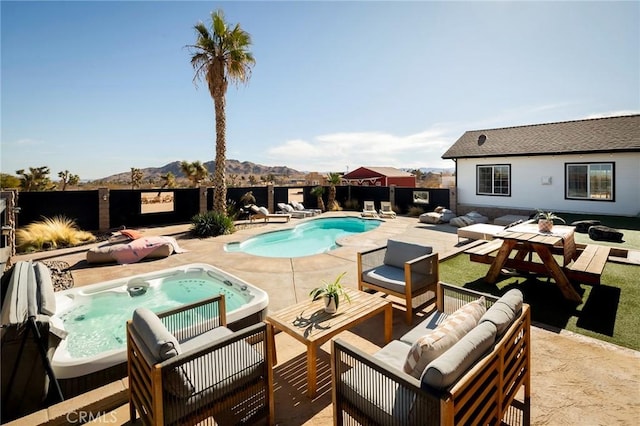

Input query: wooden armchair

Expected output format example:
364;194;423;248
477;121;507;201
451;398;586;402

358;240;438;324
126;295;274;425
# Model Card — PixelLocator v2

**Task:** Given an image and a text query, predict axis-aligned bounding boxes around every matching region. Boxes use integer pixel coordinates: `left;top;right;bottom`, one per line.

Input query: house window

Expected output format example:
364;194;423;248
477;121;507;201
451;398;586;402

566;162;614;200
477;165;510;196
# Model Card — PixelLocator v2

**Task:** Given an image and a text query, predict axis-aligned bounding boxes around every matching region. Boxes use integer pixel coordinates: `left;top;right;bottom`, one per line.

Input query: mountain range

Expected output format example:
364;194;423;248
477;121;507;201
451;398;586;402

91;160;454;183
92;160;304;183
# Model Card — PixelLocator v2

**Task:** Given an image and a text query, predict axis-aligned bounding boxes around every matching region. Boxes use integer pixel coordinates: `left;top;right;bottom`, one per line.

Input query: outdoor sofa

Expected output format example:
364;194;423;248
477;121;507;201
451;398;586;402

332;282;530;425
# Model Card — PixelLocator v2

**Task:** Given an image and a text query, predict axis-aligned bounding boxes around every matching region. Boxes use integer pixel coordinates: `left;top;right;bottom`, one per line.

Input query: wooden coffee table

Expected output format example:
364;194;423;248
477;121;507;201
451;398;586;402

265;288;392;398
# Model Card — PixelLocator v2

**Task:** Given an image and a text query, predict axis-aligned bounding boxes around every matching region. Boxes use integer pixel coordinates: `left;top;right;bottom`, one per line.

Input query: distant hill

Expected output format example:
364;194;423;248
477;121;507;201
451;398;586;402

92;160;304;183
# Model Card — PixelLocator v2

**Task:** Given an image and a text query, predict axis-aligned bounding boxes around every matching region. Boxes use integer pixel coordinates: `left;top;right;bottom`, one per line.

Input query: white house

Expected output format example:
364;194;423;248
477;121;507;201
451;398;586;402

442;115;640;217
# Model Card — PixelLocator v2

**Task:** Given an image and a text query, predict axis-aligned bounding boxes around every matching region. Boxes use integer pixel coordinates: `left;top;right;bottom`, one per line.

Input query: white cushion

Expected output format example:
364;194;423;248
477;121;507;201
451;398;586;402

403;297;486;378
258;206;269;215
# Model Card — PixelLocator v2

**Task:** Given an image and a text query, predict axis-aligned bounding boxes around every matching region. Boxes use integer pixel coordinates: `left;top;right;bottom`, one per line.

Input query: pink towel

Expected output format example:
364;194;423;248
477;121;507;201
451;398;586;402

110;236;186;264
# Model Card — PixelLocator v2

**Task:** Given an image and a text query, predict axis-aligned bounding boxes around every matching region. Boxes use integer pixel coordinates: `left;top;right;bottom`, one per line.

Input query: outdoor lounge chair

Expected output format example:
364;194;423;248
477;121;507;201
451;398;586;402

127;295;274;425
277;202;310;218
378;201;396;218
249;205;290;222
358;240;438;324
361;201;378;218
290;202;321;216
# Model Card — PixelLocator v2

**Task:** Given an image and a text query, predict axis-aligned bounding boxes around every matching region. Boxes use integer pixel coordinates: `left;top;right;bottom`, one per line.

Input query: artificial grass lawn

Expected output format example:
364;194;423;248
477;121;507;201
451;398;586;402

440;253;640;351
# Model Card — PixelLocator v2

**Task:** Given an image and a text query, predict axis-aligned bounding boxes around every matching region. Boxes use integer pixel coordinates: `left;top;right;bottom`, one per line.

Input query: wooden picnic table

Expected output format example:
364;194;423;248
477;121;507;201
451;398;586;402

467;223;583;303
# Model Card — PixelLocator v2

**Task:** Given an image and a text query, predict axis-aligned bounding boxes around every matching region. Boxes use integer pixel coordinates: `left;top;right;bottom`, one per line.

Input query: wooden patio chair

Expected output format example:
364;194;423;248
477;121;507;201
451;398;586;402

358;239;438;324
126;295;274;425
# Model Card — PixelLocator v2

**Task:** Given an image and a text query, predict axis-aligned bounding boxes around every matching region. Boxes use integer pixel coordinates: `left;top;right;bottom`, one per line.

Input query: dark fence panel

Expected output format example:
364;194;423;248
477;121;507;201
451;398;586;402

16;191;99;230
336;186;390;211
108;189;199;228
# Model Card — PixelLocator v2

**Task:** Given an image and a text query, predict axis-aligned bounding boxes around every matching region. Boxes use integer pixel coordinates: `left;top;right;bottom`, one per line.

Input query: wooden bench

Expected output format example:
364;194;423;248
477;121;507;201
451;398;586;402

464;240;502;263
565;244;611;285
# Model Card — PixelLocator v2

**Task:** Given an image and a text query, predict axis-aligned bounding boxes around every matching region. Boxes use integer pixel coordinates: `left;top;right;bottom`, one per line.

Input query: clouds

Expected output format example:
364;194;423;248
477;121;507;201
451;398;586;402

266;127;455;172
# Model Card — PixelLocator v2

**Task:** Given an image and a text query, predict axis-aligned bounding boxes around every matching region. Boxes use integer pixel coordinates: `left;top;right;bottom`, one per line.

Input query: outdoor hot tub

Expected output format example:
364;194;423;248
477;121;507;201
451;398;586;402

50;263;269;395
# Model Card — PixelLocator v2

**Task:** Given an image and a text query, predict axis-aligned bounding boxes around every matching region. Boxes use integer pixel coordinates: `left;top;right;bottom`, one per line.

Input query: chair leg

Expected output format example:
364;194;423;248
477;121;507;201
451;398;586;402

405;294;413;325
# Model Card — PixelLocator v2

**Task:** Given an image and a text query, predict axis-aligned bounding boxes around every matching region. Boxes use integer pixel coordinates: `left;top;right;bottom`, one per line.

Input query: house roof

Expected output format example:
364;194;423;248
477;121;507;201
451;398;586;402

442;114;640;159
344;166;414;178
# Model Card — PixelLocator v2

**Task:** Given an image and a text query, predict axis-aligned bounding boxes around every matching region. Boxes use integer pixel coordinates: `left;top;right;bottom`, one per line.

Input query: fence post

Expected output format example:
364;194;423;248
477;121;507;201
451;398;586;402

267;184;274;213
98;188;110;232
390;185;396;206
199;186;208;213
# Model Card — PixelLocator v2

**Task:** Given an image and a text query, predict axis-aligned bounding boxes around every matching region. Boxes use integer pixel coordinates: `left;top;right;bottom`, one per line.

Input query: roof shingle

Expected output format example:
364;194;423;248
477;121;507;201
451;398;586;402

442;115;640;159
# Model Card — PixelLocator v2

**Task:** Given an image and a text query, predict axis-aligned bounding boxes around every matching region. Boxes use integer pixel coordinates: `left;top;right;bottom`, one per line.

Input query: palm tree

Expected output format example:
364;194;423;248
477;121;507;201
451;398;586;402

310;186;326;212
188;10;255;214
326;172;342;211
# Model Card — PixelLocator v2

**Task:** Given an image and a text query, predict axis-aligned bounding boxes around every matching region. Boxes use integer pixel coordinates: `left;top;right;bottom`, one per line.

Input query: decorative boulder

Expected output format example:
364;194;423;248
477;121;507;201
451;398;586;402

588;225;624;243
571;220;601;234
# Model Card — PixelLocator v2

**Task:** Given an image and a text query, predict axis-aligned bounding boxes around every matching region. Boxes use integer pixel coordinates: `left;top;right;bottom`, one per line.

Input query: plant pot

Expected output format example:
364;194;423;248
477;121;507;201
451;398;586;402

324;295;337;314
538;219;553;233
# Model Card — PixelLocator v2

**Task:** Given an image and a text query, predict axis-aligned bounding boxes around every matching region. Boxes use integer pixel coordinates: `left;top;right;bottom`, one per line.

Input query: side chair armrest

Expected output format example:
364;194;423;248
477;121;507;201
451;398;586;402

358;246;387;268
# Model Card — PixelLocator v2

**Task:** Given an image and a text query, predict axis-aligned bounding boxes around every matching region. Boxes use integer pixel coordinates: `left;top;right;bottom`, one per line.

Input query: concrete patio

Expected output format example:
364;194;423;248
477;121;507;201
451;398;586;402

7;213;640;425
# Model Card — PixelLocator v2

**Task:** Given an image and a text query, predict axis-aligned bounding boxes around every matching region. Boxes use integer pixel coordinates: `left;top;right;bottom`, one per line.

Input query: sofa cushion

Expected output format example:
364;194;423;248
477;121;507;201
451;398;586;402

373;340;413;371
403;297;486;378
362;265;432;294
383;240;432;269
421;321;497;390
33;262;56;315
400;310;448;345
479;289;523;336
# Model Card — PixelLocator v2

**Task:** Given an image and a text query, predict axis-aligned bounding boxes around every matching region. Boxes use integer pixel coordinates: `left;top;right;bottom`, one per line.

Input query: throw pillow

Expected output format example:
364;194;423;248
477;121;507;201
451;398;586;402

403;296;486;378
383;240;432;269
121;229;143;240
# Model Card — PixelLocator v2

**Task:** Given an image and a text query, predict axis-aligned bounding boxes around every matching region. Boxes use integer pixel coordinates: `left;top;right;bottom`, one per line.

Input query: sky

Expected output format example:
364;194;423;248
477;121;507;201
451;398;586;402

1;0;639;181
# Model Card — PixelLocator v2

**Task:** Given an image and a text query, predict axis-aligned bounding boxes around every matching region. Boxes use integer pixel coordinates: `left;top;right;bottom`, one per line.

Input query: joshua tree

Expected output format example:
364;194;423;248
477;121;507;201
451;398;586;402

16;166;55;191
160;172;177;189
326;172;342;211
188;9;255;214
310;185;326;212
130;168;143;189
58;170;80;191
248;175;257;186
180;161;209;187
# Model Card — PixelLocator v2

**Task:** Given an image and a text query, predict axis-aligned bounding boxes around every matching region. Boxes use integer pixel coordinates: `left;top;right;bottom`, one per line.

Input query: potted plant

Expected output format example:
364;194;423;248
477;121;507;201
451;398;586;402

534;210;565;233
309;272;351;313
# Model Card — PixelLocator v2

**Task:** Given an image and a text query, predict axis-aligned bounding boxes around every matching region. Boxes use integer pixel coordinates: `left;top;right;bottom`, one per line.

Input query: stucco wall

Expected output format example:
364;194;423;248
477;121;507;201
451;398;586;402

455;152;640;216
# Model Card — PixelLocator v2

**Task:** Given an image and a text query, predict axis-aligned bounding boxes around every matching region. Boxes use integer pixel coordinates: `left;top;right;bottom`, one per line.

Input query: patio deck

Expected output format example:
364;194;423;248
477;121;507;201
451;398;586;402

7;213;640;425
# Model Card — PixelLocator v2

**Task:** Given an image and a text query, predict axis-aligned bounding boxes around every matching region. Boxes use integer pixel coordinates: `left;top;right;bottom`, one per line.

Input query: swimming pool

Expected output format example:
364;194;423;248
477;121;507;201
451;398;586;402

50;263;269;379
225;216;382;257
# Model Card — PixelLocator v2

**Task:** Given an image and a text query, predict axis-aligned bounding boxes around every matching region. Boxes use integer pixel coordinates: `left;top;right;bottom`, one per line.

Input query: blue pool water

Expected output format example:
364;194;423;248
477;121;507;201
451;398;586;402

225;217;381;258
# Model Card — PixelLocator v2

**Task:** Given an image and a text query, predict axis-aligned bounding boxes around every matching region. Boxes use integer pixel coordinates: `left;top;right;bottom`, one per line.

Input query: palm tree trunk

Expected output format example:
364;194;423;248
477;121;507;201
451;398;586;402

212;69;227;214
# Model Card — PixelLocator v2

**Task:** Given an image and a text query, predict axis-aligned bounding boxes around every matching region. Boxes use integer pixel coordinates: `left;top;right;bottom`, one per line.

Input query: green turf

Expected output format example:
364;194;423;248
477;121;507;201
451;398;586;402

440;254;640;351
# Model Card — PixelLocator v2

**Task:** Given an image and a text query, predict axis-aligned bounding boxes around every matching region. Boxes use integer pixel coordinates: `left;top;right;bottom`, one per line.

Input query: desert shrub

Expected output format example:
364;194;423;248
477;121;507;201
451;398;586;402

407;206;425;217
190;211;235;237
16;215;96;252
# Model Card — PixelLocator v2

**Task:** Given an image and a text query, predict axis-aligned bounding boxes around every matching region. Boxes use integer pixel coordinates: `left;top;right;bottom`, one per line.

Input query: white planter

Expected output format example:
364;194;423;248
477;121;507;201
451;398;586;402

324;295;337;314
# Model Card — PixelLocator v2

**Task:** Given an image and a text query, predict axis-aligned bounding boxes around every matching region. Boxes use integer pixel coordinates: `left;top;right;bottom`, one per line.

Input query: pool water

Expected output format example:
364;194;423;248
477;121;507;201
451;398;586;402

225;216;381;257
58;276;245;358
